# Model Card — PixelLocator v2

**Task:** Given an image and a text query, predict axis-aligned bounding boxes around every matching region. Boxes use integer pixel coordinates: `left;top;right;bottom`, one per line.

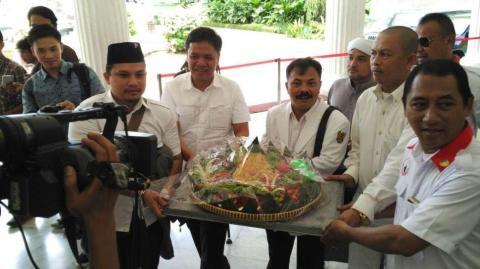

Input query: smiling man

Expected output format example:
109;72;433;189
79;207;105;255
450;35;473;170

323;59;480;269
324;26;417;269
261;57;349;269
161;27;250;269
22;25;104;113
416;13;480;128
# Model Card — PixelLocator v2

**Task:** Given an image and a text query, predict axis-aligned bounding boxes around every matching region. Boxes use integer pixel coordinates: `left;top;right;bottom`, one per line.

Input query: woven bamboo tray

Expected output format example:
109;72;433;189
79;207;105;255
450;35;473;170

191;190;324;222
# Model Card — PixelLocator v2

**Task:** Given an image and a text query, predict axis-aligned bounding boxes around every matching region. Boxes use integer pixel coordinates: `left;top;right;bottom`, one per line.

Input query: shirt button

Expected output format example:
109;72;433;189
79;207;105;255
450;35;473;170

382;111;386;115
376;151;379;155
378;131;382;135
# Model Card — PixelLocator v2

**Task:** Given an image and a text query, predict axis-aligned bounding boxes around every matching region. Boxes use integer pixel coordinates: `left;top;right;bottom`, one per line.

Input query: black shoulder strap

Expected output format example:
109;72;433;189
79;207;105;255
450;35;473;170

67;63;92;101
313;106;337;157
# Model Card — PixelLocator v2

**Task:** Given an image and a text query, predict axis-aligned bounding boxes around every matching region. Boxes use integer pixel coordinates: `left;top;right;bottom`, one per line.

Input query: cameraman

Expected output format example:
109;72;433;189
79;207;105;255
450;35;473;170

64;132;120;269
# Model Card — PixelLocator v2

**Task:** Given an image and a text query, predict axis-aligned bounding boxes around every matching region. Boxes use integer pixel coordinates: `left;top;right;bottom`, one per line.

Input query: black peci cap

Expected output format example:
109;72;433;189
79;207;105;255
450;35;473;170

107;42;144;65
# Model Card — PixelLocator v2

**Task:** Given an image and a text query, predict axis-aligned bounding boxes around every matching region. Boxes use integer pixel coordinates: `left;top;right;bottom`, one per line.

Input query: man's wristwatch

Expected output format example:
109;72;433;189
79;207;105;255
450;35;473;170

353;209;370;226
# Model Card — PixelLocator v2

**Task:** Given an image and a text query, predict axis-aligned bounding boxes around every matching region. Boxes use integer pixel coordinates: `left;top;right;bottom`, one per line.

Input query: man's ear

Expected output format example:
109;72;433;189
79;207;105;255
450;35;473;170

103;72;111;85
464;96;474;118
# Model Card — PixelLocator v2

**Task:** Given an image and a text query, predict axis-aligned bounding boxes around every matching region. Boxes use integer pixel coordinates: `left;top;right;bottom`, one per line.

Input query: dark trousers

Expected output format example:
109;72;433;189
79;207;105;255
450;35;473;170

186;219;230;269
117;219;164;269
266;229;325;269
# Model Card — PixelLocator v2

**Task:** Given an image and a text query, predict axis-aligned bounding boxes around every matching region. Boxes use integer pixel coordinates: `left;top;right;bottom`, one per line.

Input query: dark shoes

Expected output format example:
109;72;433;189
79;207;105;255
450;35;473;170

6;215;32;228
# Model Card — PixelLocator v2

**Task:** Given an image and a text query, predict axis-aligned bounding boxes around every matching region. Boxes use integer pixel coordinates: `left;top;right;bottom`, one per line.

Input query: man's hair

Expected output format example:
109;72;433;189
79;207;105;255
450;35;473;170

28;6;58;27
16;37;31;50
418;13;456;37
286;57;322;78
27;24;61;44
0;29;3;42
379;26;418;55
402;59;472;106
185;27;222;53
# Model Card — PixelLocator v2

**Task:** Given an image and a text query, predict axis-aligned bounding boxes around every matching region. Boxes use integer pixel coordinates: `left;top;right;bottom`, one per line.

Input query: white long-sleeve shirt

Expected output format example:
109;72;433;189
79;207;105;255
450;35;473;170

344;83;407;191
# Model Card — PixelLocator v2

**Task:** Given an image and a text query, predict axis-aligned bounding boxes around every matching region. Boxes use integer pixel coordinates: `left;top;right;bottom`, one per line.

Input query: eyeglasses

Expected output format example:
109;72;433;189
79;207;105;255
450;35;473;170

418;37;435;47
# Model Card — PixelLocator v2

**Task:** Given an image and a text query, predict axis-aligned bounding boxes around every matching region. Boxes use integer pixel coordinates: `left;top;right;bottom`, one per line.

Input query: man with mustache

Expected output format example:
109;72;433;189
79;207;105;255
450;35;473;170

161;27;250;269
261;57;349;269
328;37;376;122
324;26;417;269
69;42;182;269
323;59;480;269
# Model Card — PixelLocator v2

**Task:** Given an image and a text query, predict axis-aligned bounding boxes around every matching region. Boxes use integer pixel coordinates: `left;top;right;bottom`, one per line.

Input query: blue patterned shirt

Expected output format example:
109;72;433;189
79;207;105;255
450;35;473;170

22;61;104;113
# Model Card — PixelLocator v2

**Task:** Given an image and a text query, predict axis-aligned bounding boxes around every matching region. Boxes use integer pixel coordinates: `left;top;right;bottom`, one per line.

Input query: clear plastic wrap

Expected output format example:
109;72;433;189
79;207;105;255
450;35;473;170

188;137;322;216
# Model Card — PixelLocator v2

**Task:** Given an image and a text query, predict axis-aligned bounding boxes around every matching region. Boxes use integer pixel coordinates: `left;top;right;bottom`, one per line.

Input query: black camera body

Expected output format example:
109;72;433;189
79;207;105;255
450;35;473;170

0;103;158;217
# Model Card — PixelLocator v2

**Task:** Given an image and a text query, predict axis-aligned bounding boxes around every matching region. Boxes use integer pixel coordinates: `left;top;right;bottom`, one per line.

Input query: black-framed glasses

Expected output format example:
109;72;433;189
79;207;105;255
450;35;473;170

418;37;435;47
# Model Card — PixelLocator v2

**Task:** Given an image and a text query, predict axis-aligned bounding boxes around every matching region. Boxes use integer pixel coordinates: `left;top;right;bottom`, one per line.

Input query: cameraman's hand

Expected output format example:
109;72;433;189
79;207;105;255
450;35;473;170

63;132;120;269
143;190;168;218
64;133;119;220
57;100;76;110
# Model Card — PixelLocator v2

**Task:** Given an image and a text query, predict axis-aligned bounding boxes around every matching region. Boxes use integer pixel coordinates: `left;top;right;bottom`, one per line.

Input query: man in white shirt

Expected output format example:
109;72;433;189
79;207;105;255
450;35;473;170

324;26;417;269
334;12;480;233
161;27;250;269
262;57;349;269
69;42;182;269
323;59;480;269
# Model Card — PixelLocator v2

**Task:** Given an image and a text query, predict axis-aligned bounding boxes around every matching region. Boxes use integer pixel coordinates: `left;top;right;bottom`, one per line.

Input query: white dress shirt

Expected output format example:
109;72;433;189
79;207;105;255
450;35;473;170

261;99;350;175
353;67;480;221
344;83;407;191
160;72;250;154
387;126;480;269
68;91;181;232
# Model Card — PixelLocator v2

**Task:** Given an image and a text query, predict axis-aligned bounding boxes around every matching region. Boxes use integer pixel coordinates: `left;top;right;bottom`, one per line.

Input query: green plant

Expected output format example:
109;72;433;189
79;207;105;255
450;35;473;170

284;20;324;39
305;0;325;22
163;16;198;53
127;12;137;37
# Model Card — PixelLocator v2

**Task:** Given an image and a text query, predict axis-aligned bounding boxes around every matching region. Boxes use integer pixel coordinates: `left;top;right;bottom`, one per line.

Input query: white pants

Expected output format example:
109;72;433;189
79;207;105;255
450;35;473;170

348;217;392;269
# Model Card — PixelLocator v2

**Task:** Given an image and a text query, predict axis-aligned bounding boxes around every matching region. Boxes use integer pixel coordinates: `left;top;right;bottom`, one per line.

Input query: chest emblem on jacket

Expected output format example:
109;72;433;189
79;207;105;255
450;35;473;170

336;130;346;143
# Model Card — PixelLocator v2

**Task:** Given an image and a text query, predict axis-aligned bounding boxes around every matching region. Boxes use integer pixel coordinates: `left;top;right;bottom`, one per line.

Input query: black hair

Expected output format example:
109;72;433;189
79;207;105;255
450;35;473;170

0;30;3;42
418;13;456;37
185;27;222;53
402;59;472;106
28;6;58;28
286;57;322;78
380;26;418;55
16;37;31;50
27;24;61;44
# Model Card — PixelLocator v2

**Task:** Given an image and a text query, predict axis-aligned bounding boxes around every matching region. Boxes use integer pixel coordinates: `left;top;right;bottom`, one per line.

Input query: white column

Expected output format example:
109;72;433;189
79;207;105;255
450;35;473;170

73;0;130;77
461;0;480;68
324;0;366;76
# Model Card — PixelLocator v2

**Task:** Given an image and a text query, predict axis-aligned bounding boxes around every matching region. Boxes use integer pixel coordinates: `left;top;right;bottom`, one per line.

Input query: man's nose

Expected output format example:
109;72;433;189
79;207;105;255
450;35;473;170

423;106;441;125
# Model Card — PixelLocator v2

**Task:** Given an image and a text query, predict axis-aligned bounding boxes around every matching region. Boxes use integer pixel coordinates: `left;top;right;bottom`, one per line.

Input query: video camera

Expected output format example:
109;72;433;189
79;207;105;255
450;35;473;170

0;102;158;217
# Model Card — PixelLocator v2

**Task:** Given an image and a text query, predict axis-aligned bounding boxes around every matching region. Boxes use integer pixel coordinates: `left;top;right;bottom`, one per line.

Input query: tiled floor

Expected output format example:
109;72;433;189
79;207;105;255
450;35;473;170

0;209;348;269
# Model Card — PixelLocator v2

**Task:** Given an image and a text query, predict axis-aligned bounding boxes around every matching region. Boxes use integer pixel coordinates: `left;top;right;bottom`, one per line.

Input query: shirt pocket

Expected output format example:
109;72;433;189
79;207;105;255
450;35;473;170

208;105;232;129
177;105;196;128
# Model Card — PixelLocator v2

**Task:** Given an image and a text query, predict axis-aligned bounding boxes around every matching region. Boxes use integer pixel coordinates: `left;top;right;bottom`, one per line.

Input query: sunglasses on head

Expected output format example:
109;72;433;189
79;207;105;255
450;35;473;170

418;37;435;47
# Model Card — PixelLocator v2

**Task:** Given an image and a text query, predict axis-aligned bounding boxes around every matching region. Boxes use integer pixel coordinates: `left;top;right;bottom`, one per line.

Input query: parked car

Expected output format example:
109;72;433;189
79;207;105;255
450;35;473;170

364;10;471;54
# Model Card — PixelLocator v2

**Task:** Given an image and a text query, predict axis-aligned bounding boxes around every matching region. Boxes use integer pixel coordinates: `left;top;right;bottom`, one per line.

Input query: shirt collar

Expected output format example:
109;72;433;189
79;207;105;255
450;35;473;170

106;90;150;112
372;82;404;103
408;124;473;171
431;124;473;171
186;72;220;92
288;99;319;122
38;60;69;80
349;77;376;92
